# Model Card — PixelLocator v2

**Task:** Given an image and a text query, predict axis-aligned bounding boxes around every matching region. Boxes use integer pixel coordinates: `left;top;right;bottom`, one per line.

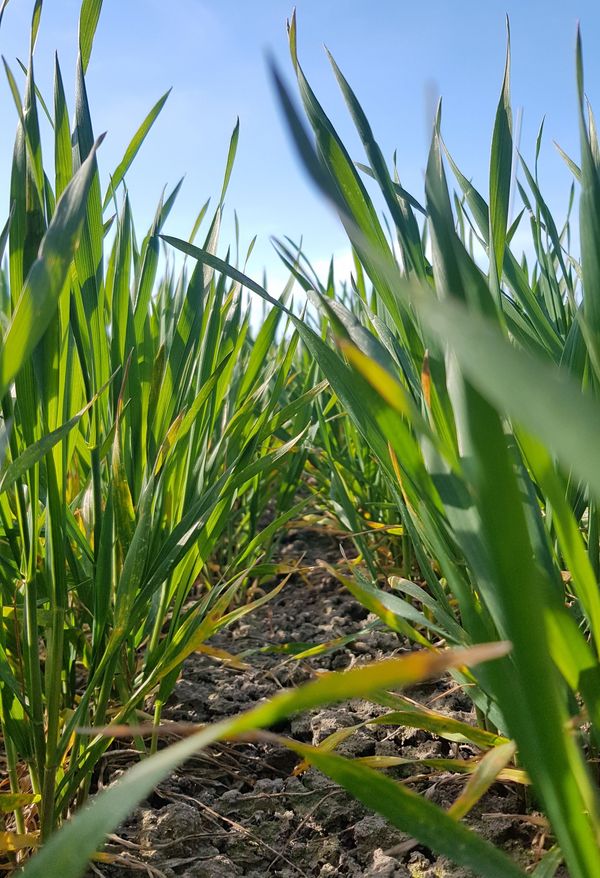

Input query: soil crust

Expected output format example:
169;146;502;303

91;529;567;878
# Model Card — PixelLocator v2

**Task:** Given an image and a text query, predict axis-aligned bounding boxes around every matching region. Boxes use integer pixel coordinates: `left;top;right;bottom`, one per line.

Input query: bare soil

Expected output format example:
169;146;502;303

91;529;567;878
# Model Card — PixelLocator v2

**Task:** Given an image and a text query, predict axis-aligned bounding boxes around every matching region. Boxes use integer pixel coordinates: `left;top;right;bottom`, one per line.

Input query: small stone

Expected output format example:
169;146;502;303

354;814;404;853
290;712;313;740
310;708;358;744
364;848;403;877
139;802;205;858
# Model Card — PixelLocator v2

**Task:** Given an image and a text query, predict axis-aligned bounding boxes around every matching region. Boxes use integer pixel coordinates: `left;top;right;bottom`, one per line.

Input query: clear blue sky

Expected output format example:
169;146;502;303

1;0;599;288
